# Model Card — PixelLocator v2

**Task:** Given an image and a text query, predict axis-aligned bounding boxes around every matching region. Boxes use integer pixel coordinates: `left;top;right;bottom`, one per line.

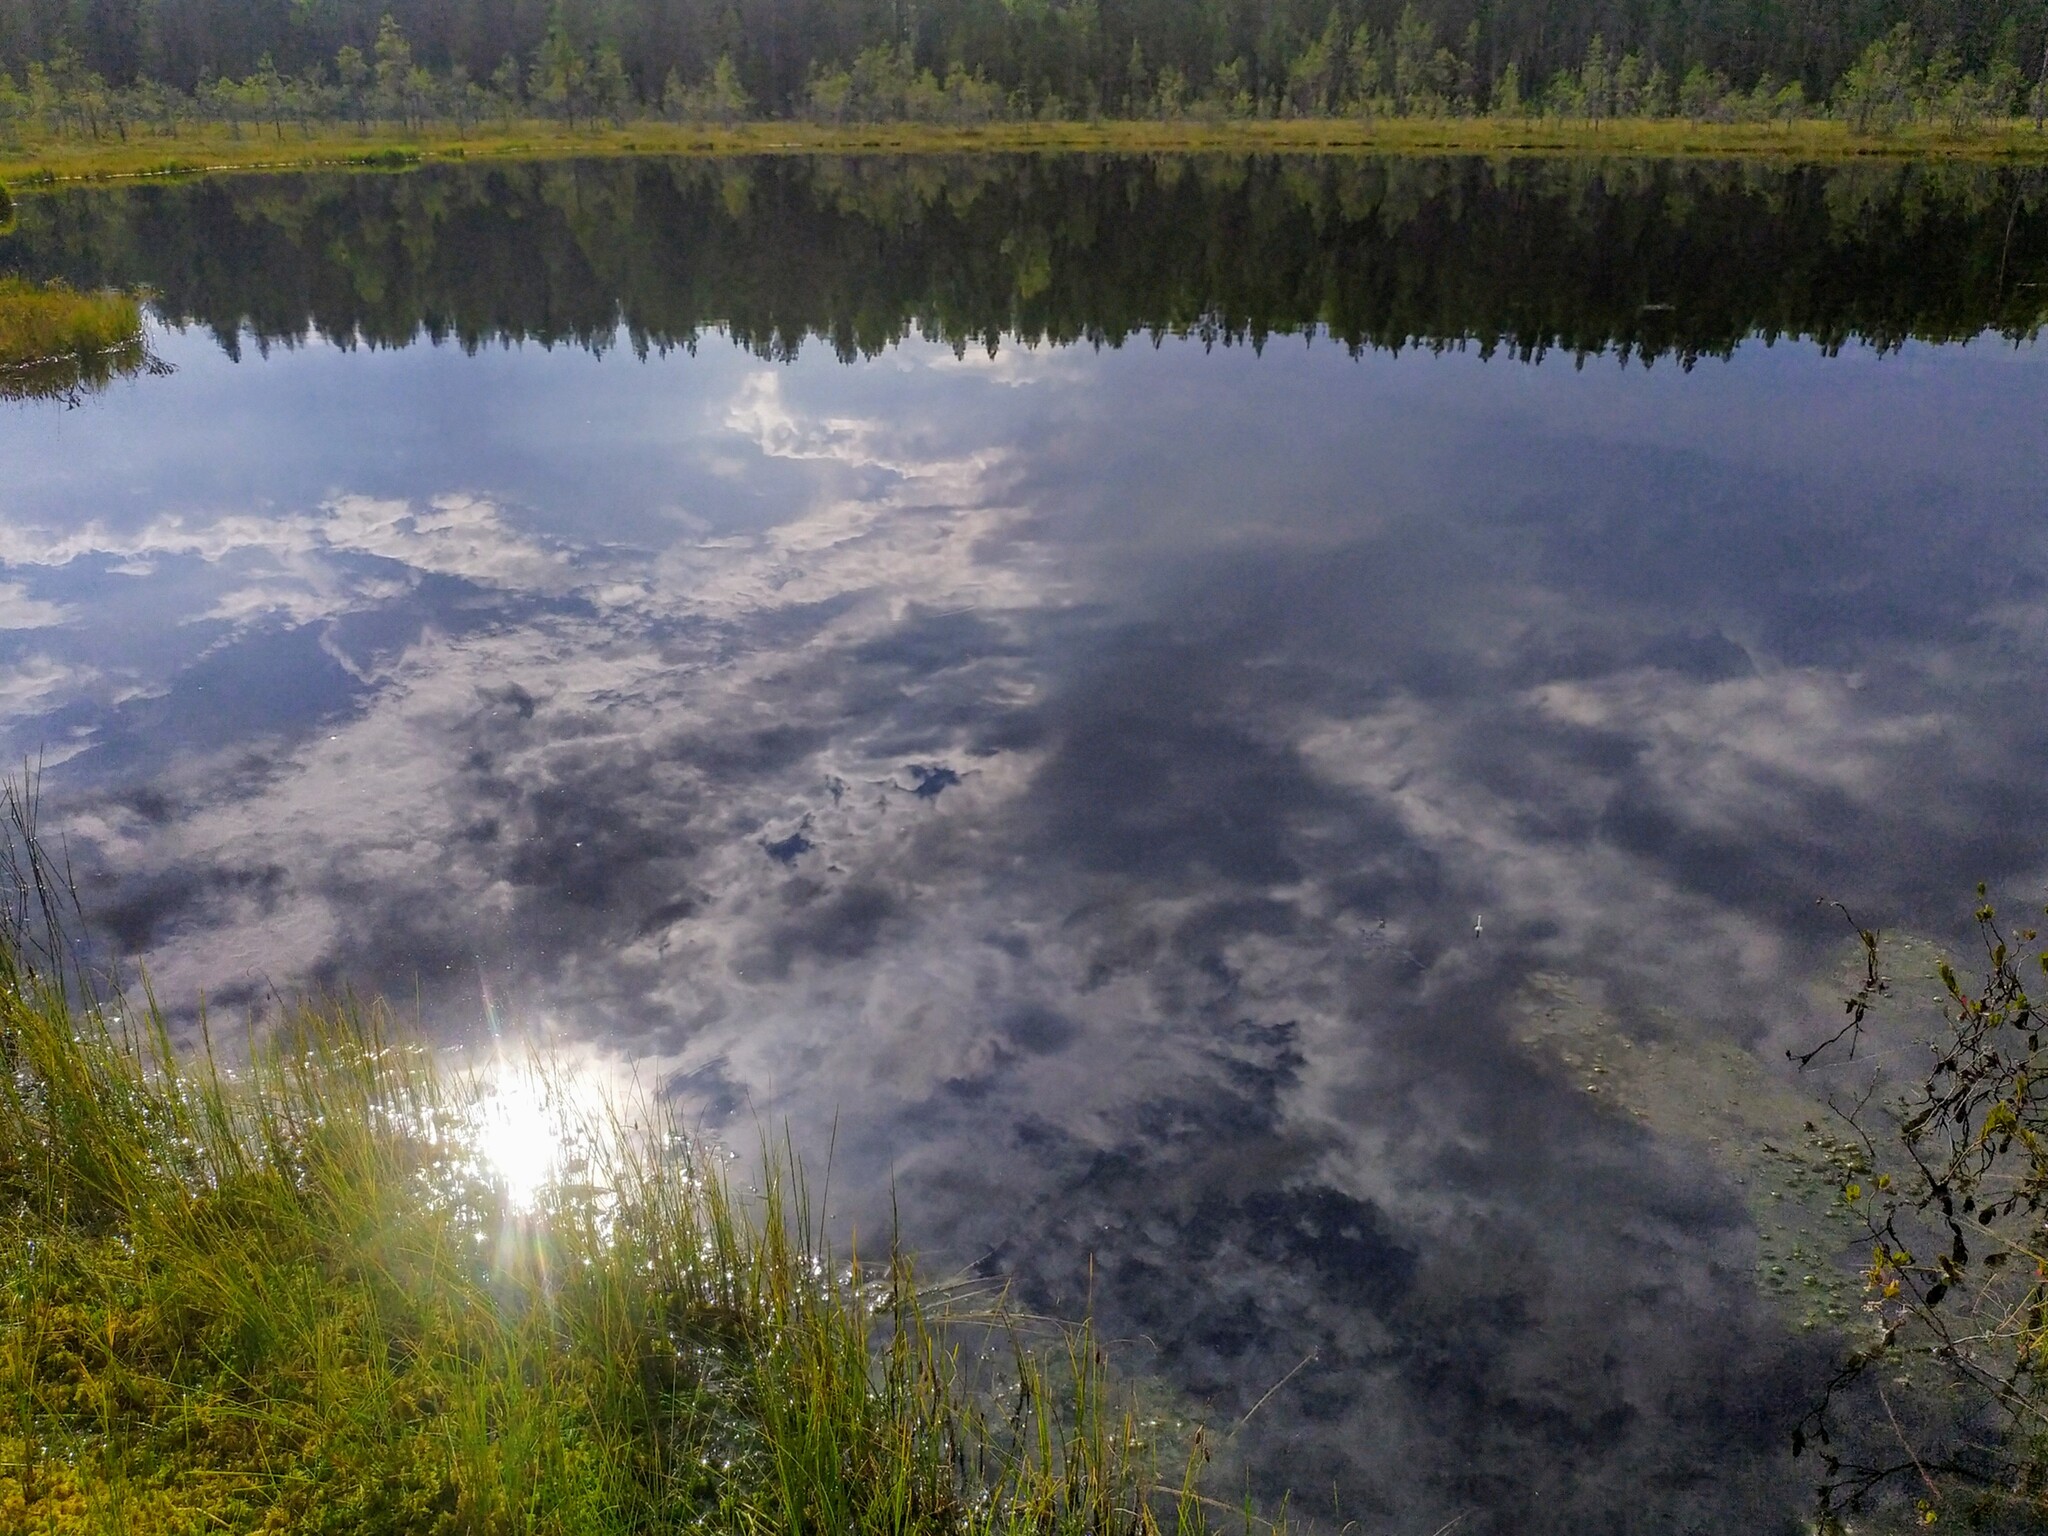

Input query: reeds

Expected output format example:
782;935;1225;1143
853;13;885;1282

0;819;1230;1532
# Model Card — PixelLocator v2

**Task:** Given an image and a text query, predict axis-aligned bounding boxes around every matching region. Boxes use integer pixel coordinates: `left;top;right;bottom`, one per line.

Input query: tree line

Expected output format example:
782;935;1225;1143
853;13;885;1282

3;2;2048;135
6;154;2045;365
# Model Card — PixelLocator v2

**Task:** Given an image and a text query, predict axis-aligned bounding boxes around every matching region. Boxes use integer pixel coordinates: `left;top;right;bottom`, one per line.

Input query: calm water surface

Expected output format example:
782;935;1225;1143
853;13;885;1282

6;156;2048;1532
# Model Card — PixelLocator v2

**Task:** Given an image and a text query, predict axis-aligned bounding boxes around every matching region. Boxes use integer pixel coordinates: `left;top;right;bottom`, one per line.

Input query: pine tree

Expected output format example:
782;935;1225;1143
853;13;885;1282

372;14;414;127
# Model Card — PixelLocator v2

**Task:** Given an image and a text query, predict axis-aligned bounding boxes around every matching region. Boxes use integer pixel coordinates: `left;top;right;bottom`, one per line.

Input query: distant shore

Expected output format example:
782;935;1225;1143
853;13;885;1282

6;115;2048;188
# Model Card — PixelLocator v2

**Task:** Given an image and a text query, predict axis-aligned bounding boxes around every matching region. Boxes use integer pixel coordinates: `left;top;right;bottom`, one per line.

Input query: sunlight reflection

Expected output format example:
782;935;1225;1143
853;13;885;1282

475;1067;557;1210
470;1051;619;1212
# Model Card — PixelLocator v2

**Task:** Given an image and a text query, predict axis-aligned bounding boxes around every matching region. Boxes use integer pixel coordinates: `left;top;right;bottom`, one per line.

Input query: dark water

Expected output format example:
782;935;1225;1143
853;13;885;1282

6;155;2048;1532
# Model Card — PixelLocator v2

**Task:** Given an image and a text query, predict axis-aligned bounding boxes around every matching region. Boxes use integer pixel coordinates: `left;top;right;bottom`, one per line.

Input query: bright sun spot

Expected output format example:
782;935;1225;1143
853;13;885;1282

471;1055;619;1212
475;1067;561;1210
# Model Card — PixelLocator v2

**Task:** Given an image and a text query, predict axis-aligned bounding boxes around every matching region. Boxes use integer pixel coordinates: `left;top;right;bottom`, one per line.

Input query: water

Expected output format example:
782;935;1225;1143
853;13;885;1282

6;154;2048;1531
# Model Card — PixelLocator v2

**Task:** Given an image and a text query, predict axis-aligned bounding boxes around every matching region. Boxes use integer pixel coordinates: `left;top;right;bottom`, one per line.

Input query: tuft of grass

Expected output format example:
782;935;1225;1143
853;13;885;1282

0;278;142;368
0;810;1234;1533
0;279;155;404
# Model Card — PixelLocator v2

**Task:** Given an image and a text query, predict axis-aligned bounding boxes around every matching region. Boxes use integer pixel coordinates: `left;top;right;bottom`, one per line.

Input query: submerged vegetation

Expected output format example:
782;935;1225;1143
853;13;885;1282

0;831;1224;1532
1794;900;2048;1526
0;274;150;402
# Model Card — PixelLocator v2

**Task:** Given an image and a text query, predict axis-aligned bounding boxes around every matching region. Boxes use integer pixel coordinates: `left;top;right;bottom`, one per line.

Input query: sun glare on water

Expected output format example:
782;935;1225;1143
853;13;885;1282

471;1055;617;1211
475;1069;558;1209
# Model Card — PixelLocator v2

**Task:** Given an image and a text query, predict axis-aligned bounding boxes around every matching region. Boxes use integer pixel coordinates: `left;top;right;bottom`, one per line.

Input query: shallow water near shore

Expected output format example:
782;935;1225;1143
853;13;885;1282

5;154;2048;1531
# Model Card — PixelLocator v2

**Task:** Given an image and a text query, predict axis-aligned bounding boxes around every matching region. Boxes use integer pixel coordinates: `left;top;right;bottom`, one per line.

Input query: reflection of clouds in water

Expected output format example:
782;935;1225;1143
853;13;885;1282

0;653;99;729
11;340;2045;1531
700;371;1038;614
35;364;1061;1031
0;493;578;615
1531;668;1942;827
916;342;1092;389
1295;664;1956;1030
0;581;76;630
727;369;883;465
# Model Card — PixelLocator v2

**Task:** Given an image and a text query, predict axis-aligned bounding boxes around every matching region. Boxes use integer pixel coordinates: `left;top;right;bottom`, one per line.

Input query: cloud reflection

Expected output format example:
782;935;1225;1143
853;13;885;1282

5;332;2048;1530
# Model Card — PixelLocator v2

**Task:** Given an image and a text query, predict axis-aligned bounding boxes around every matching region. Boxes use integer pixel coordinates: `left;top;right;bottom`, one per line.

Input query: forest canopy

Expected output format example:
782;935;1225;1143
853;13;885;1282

2;0;2047;127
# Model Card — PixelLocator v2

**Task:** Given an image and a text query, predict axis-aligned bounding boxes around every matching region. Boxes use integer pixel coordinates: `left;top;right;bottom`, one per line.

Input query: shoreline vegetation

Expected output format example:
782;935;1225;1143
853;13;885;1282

3;13;2048;187
0;833;1229;1534
0;277;151;402
9;114;2048;188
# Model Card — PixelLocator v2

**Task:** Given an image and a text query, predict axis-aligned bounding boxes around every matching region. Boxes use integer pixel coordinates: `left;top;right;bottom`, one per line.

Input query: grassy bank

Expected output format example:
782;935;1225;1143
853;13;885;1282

0;906;1222;1531
0;279;140;365
3;114;2048;187
0;278;149;404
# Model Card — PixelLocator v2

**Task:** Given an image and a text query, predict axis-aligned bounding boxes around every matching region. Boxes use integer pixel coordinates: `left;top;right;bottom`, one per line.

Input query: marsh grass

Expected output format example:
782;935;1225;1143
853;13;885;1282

0;279;140;365
0;278;154;404
0;829;1227;1533
6;115;2048;191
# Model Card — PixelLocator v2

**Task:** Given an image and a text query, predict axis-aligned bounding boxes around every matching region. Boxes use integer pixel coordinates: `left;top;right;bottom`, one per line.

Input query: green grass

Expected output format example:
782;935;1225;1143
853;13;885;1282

0;278;149;403
0;835;1232;1533
3;113;2048;188
0;278;140;367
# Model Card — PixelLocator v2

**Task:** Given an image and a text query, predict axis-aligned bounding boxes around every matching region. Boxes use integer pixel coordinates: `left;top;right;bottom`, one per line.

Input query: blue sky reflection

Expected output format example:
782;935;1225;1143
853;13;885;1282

3;320;2046;1529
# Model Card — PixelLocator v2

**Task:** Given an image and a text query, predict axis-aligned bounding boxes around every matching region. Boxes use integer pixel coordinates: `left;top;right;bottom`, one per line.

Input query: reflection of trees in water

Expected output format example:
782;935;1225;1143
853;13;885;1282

1;155;2045;368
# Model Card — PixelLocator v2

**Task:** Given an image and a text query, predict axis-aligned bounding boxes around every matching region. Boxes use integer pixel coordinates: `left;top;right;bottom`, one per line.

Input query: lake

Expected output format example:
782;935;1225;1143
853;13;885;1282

5;153;2048;1532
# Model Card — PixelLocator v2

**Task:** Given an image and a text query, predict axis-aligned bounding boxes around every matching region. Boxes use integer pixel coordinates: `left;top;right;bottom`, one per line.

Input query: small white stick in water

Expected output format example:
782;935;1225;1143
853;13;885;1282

1473;914;1483;935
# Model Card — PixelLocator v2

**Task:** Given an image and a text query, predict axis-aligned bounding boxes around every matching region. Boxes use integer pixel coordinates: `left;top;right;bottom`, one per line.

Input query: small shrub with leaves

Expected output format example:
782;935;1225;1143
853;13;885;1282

1795;891;2048;1527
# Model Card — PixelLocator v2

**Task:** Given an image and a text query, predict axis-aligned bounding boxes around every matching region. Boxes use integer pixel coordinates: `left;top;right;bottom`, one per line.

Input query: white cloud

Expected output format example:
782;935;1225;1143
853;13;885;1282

919;342;1087;388
0;582;74;629
0;493;574;605
1529;667;1944;836
0;653;97;714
